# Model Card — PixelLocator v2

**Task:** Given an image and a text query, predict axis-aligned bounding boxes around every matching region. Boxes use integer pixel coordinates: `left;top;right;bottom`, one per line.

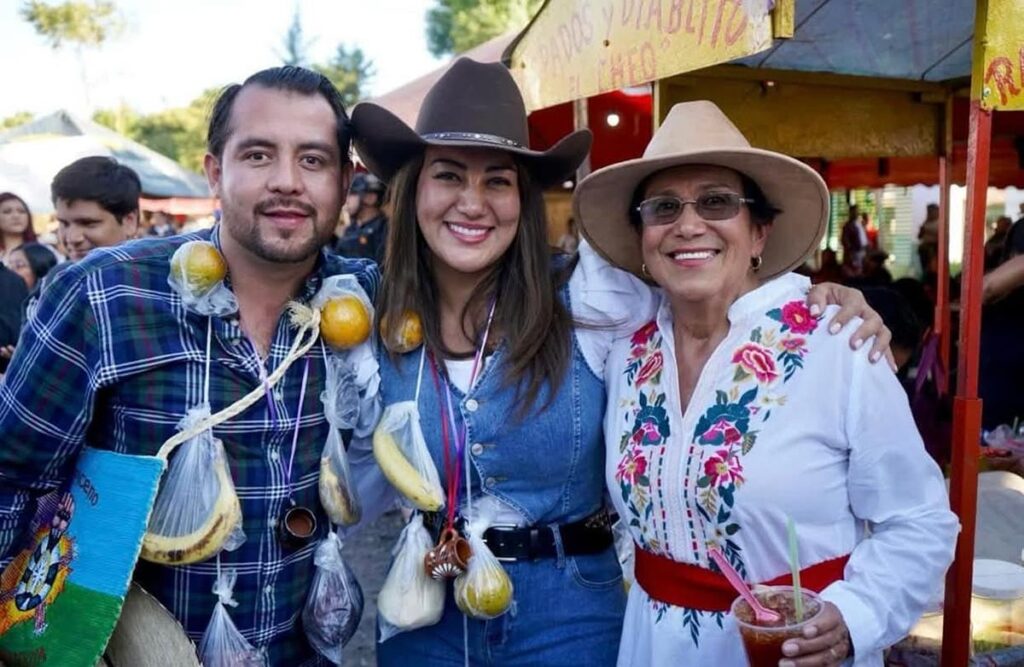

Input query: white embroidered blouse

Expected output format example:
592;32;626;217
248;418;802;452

603;273;958;667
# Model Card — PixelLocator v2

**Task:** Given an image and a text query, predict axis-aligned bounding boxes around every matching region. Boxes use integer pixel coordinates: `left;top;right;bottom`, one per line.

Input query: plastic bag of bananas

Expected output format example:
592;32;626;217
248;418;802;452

141;406;245;565
319;427;361;526
372;403;445;512
377;514;446;642
302;530;364;663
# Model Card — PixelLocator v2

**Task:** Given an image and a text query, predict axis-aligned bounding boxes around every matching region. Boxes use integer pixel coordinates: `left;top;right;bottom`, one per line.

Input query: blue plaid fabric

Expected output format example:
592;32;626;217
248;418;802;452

0;226;379;665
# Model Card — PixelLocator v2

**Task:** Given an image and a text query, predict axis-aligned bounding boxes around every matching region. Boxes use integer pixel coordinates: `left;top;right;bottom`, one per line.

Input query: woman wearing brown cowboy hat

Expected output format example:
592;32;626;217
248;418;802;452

347;59;892;665
576;101;958;666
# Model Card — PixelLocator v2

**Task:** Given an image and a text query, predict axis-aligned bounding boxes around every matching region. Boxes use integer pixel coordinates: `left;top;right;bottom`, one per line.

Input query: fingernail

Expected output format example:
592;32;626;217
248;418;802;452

804;625;820;638
870;350;881;362
829;322;841;334
782;641;799;656
809;304;821;316
852;338;864;349
891;361;899;373
780;661;796;667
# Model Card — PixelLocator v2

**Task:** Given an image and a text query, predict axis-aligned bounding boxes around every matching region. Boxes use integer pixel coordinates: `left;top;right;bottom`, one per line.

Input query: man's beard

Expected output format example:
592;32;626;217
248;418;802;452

227;198;332;263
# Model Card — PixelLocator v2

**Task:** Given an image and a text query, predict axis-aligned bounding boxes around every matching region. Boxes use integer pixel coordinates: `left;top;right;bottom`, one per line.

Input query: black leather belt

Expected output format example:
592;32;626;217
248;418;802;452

423;509;614;562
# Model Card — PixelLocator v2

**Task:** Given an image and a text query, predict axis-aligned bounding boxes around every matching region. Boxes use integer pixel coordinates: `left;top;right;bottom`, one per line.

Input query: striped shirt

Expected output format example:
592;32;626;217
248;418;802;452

0;226;379;665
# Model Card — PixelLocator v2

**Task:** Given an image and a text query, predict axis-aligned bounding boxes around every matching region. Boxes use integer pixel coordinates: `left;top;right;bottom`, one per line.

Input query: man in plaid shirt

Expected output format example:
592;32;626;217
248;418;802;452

0;67;378;665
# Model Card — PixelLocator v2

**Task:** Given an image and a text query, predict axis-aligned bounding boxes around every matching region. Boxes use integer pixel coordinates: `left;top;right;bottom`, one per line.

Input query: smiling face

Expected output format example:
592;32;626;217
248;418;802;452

640;164;769;307
205;85;350;265
56;198;136;261
416;146;521;281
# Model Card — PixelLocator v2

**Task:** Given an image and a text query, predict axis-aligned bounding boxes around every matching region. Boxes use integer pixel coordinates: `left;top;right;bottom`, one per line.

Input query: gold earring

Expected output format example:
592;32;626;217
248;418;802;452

641;263;651;278
751;255;763;271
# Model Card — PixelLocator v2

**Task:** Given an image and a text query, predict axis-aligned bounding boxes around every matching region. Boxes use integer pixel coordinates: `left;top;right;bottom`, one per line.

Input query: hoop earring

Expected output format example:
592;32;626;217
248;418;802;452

641;263;651;279
751;255;763;271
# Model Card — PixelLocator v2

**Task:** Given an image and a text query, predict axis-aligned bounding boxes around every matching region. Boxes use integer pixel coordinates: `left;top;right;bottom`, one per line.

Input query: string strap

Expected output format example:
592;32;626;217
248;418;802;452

157;302;321;460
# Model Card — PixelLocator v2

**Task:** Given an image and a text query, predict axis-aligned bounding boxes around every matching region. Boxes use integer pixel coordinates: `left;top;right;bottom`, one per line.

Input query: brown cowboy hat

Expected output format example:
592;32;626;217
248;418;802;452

351;58;591;187
574;101;829;281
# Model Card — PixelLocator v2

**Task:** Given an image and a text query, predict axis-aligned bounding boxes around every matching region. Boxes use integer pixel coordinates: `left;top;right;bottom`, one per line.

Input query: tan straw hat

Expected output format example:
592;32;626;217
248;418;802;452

574;101;829;281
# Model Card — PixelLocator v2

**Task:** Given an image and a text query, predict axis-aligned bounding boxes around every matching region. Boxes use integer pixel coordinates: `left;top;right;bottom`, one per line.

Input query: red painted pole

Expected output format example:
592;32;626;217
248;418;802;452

940;99;992;667
935;155;952;393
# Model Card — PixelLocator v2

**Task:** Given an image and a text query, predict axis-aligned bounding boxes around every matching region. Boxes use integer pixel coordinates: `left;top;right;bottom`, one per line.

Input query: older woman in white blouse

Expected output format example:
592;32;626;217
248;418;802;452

575;101;959;667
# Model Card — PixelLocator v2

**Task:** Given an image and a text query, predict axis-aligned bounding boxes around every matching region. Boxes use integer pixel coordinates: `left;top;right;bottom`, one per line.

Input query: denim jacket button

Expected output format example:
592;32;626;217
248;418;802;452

471;443;484;456
465;398;479;412
485;476;497;488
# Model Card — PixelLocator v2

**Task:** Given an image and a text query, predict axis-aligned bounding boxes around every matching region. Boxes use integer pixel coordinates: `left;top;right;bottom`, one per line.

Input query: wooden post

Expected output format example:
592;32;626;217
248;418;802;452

573;98;591;183
940;98;992;667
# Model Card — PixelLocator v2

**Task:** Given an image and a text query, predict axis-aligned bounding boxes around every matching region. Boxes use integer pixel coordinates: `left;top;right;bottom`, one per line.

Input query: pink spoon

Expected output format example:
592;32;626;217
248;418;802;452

708;547;782;624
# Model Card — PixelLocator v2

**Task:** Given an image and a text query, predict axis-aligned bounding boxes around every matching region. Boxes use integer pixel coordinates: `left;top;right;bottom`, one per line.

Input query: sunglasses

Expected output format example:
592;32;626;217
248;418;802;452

635;192;754;226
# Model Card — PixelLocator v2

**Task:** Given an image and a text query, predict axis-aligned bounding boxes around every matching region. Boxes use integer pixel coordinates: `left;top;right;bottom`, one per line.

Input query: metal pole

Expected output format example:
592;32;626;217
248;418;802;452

935;94;954;393
940;98;992;667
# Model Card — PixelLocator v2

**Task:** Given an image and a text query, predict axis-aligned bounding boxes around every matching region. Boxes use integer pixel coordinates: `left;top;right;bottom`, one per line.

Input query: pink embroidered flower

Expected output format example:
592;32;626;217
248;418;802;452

781;337;806;352
635;351;664;387
632;419;661;446
732;343;779;384
704;449;744;487
631;321;658;347
616;447;648;485
780;301;818;334
701;417;742;445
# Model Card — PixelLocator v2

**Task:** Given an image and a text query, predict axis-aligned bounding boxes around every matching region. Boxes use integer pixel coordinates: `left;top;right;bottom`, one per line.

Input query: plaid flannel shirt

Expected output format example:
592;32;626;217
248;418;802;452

0;226;379;666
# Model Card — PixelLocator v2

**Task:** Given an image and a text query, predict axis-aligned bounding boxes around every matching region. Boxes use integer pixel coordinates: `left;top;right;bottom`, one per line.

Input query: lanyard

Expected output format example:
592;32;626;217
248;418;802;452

428;300;497;530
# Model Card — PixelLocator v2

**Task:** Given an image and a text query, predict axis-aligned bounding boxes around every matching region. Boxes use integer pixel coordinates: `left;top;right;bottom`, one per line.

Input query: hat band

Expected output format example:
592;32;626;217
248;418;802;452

421;131;525;150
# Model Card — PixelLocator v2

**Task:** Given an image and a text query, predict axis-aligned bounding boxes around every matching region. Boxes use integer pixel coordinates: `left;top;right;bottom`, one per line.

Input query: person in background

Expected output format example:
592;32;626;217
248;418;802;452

980;217;1024;430
841;204;868;277
148;210;178;237
335;171;388;262
0;192;37;266
0;263;27;375
917;203;940;280
6;242;59;293
812;247;843;284
51;156;141;262
557;216;580;254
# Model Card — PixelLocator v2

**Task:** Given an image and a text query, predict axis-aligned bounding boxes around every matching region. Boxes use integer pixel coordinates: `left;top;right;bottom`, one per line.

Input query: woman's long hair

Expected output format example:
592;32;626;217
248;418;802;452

378;153;575;417
0;192;36;252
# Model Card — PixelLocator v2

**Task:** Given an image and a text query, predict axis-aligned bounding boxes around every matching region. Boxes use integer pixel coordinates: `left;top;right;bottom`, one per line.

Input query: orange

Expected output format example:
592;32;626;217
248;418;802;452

321;295;372;350
170;241;227;296
382;310;423;353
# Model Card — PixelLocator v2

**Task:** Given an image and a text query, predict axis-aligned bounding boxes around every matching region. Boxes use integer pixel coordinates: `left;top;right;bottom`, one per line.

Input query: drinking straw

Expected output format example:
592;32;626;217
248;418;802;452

787;516;804;622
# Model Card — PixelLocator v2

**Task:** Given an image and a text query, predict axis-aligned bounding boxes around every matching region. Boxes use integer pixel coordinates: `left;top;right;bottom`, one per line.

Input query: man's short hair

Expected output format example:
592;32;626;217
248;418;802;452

207;66;352;163
51;156;141;222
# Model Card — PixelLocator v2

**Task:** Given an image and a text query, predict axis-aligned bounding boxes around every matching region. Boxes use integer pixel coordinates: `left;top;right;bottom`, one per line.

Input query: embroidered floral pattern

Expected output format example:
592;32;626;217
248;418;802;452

616;321;670;546
619;300;819;648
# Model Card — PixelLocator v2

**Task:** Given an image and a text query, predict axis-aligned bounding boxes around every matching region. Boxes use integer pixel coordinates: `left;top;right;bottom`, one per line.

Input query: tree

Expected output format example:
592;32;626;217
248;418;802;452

1;112;35;131
93;88;219;173
425;0;542;57
316;45;375;108
278;5;313;67
20;1;124;109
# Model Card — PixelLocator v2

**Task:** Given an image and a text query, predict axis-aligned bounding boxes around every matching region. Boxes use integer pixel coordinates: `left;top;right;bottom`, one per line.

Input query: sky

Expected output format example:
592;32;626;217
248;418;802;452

0;0;445;119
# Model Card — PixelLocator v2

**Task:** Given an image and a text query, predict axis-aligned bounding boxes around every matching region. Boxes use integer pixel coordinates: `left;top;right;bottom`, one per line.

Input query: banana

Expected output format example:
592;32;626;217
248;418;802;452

372;424;444;512
319;457;362;526
140;455;242;565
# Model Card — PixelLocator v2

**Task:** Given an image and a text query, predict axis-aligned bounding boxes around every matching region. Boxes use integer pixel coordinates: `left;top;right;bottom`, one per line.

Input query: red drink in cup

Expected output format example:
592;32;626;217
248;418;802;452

731;586;824;667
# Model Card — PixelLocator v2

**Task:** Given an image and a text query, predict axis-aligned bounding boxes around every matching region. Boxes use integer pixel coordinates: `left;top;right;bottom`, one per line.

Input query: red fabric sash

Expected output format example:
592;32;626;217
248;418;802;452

634;544;850;612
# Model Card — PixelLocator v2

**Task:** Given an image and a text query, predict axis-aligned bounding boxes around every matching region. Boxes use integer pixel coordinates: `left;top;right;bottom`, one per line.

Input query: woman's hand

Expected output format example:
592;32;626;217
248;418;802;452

807;282;895;370
779;601;852;667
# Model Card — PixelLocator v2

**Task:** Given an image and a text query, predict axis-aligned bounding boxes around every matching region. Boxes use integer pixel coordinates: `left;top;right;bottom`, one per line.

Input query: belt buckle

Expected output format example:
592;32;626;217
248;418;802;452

484;523;521;562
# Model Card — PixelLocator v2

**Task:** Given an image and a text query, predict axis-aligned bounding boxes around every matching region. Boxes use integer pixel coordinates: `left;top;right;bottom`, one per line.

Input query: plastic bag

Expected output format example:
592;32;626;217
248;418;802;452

372;402;445;512
302;530;364;664
377;514;445;642
143;405;245;565
454;511;514;620
199;569;266;667
312;275;375;352
168;240;237;317
319;427;361;526
322;352;360;430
